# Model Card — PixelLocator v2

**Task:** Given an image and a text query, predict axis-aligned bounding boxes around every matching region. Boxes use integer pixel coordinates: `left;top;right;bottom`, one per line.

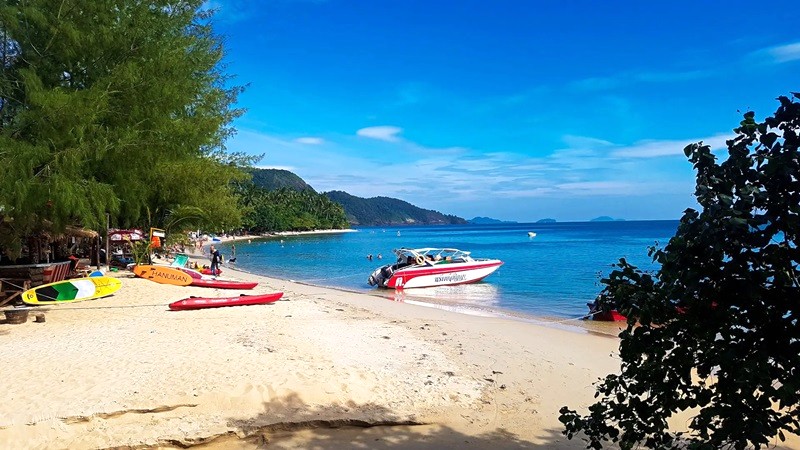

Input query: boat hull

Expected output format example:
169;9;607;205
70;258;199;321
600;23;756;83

590;309;627;321
383;261;502;289
169;292;283;310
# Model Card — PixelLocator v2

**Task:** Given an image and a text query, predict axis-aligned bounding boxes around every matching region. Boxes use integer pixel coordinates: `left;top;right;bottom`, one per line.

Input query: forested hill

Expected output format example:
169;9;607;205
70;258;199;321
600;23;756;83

324;191;467;226
247;168;314;191
246;169;467;226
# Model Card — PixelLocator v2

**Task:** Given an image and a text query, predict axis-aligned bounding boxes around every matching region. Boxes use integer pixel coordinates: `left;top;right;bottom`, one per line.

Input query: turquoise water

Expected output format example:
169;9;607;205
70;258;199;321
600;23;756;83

219;221;678;319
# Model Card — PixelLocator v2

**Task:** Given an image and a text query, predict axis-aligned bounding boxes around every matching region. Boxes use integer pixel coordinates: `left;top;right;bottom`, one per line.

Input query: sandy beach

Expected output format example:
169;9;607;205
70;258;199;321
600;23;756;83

1;247;797;449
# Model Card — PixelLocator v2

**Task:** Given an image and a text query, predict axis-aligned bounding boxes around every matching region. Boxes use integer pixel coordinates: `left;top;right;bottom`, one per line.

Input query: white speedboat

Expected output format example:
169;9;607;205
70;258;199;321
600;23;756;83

368;248;503;289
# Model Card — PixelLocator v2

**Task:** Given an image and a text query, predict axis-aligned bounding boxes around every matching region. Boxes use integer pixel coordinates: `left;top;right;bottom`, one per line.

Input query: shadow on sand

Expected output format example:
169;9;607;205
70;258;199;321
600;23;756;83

189;393;589;450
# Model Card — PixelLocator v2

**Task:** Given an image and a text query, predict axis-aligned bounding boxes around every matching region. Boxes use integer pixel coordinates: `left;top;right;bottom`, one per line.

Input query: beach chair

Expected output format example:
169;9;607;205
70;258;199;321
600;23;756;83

171;253;189;268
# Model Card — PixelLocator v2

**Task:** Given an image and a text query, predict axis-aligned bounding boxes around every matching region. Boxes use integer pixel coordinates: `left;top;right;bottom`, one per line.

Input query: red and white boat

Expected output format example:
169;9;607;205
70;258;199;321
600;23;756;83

169;292;283;310
586;301;627;321
368;248;503;289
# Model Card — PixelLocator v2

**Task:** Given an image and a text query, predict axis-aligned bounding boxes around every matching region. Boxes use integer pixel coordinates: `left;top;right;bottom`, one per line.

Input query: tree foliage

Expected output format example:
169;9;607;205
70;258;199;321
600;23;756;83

247;167;314;192
237;184;349;233
560;93;800;449
0;0;249;259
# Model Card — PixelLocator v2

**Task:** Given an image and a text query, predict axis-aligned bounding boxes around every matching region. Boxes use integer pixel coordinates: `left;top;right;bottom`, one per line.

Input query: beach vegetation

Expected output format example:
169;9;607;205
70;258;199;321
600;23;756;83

0;1;249;260
560;93;800;449
237;184;349;232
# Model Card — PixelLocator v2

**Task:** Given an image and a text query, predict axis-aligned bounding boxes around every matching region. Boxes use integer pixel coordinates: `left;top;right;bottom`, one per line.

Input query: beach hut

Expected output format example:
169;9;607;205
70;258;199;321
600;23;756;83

0;225;100;306
108;228;144;267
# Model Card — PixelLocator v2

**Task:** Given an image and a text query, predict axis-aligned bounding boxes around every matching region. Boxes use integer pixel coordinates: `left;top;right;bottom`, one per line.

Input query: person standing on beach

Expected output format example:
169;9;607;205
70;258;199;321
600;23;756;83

209;245;221;276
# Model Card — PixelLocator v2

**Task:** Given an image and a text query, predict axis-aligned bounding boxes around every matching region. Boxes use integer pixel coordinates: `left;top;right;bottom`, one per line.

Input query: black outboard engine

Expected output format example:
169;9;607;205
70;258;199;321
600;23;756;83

367;264;395;287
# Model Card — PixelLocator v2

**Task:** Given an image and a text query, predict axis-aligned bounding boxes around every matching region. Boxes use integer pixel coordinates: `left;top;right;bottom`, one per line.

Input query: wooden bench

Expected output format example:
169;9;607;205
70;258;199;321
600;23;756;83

0;278;31;307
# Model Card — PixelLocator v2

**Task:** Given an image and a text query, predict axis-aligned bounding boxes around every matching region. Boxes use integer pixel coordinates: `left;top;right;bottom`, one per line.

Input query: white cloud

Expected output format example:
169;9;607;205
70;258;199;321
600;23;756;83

562;135;615;148
226;127;713;221
764;42;800;63
555;181;633;193
634;70;712;83
356;126;403;142
294;137;324;145
568;69;714;93
611;134;730;158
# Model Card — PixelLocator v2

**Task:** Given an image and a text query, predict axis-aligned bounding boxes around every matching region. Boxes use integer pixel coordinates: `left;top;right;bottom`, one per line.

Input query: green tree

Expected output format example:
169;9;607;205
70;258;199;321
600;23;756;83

560;93;800;449
0;0;248;259
235;183;349;233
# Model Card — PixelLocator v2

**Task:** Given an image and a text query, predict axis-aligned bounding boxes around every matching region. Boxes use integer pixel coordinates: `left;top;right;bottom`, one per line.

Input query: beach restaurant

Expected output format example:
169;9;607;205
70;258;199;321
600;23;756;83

0;225;100;307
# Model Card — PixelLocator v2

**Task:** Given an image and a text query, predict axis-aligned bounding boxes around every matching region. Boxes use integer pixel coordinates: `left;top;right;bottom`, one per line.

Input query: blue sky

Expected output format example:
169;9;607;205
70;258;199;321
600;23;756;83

207;0;799;222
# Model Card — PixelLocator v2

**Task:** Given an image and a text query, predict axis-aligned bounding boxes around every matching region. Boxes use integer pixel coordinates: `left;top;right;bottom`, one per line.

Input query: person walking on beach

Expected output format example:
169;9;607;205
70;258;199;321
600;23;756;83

209;245;221;276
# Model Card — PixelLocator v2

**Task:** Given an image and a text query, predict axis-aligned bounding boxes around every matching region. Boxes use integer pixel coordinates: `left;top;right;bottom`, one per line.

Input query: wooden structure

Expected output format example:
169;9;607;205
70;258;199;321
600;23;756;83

0;261;72;307
0;278;31;308
0;225;101;306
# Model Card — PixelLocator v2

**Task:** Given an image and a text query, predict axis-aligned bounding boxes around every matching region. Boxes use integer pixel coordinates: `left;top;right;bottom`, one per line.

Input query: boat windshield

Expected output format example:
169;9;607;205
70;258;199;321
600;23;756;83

392;248;473;263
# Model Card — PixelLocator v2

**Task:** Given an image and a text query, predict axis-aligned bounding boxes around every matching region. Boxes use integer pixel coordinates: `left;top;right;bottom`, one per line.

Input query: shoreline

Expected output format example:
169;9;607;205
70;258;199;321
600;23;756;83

192;236;625;338
2;264;798;449
215;228;358;244
227;260;624;338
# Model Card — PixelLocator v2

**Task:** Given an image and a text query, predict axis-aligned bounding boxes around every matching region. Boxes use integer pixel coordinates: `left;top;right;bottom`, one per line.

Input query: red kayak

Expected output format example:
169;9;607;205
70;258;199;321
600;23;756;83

190;278;258;289
177;268;224;278
169;292;283;311
178;268;203;279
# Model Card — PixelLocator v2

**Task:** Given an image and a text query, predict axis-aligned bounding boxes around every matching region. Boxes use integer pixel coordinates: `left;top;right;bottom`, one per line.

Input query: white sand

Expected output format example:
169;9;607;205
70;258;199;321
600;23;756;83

1;262;797;449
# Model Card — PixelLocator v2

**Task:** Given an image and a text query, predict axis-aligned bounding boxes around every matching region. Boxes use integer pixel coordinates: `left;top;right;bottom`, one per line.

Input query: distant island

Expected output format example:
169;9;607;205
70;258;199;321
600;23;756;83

469;217;518;224
590;216;625;222
536;218;556;224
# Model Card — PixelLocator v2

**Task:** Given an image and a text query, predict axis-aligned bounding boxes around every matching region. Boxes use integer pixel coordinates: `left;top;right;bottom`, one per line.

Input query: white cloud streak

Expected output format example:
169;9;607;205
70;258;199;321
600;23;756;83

294;137;325;145
611;134;729;158
356;126;403;142
764;42;800;63
569;69;715;93
227;127;733;220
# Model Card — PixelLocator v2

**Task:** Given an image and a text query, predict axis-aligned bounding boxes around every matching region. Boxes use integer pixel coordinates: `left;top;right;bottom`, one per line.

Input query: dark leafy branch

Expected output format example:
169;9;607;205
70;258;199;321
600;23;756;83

560;93;800;449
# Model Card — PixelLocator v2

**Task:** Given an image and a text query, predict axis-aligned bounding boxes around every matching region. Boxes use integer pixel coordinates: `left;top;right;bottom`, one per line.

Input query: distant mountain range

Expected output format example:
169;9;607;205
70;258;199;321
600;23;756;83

248;168;467;226
536;218;556;223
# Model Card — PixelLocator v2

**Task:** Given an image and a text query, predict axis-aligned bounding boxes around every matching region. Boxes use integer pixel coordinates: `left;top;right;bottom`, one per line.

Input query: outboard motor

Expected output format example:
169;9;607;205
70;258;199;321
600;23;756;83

368;267;384;286
367;264;394;287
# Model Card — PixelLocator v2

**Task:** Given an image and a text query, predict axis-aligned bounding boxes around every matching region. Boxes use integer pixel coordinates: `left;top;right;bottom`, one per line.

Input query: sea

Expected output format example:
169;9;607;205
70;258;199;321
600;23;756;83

217;220;679;322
